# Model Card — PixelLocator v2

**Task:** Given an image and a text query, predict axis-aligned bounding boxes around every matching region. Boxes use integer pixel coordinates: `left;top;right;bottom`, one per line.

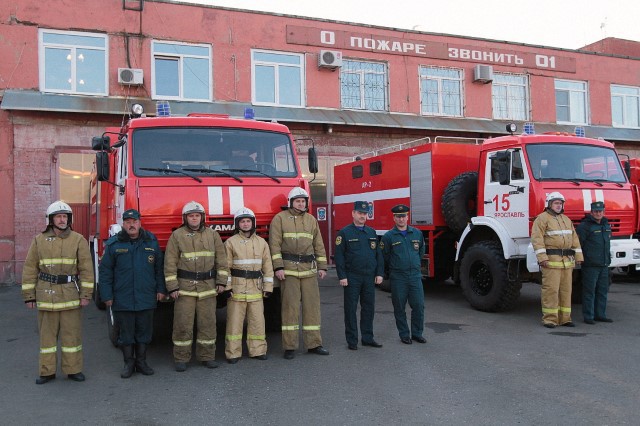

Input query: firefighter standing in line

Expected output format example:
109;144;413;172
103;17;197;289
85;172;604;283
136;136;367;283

21;201;94;384
164;201;229;372
269;187;330;359
224;207;274;363
99;209;166;378
334;201;384;350
576;201;613;324
531;192;583;328
381;204;427;345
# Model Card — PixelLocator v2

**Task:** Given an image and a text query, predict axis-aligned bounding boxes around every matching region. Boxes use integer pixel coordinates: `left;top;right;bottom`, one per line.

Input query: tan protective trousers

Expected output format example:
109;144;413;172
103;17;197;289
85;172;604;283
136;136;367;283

281;275;322;350
172;296;216;362
225;299;266;359
37;309;82;376
541;267;573;325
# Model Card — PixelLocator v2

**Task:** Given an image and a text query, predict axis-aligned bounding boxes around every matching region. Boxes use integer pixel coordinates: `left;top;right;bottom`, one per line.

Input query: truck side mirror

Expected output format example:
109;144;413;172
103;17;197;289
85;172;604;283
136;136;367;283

623;160;631;179
96;152;110;181
92;135;110;151
308;147;319;174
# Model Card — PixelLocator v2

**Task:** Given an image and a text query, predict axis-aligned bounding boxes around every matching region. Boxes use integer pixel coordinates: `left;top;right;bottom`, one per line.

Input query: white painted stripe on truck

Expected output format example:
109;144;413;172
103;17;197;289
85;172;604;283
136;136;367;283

333;187;410;205
208;187;223;215
229;187;244;214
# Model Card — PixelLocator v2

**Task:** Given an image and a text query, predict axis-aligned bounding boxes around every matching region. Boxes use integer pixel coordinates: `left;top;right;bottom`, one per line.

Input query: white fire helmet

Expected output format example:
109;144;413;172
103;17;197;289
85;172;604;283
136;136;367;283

182;201;205;227
233;207;256;234
287;187;309;210
545;192;565;206
46;200;73;227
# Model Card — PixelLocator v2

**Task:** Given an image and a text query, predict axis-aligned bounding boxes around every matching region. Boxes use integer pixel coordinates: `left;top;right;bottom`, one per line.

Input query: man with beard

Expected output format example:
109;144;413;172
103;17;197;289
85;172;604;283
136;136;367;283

164;201;229;372
21;201;94;384
99;209;166;378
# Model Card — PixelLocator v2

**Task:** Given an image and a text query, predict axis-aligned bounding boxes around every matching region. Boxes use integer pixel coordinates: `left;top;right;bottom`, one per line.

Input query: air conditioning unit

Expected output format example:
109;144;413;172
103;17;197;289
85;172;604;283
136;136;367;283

118;68;144;85
318;50;343;68
473;64;493;84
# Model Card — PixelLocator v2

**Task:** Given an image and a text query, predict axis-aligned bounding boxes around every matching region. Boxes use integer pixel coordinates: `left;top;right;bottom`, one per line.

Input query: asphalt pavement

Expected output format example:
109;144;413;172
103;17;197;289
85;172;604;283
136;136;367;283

2;269;640;425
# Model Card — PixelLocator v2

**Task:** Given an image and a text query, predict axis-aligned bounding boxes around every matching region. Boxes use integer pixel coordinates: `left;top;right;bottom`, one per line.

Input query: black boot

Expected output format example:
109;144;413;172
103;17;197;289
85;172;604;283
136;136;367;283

135;343;154;376
120;345;135;379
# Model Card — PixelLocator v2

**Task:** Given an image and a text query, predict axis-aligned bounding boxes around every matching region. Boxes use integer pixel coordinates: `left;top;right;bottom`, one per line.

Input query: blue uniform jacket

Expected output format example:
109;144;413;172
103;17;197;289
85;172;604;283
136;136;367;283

99;228;166;311
334;223;384;280
576;215;611;267
381;226;425;277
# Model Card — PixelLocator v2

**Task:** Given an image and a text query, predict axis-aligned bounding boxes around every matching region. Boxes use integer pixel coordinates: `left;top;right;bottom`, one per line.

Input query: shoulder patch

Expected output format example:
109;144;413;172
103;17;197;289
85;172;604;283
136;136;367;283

379;241;384;250
335;236;342;246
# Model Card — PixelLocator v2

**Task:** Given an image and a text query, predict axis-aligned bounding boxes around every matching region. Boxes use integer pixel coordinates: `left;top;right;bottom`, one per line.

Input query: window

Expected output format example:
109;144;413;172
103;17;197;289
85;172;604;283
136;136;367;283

152;41;211;101
555;79;588;124
492;73;529;121
420;66;463;117
369;161;382;176
252;50;304;107
39;29;108;95
352;165;364;179
341;60;388;111
611;85;640;128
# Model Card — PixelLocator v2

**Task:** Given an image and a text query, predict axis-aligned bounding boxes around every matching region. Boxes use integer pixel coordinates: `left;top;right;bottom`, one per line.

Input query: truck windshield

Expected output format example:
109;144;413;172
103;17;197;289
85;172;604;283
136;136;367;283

526;143;626;183
132;127;298;178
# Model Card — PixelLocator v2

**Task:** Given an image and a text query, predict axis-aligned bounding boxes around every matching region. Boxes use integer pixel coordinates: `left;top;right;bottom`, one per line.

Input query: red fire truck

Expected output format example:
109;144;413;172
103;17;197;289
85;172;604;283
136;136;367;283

333;124;640;312
90;104;317;343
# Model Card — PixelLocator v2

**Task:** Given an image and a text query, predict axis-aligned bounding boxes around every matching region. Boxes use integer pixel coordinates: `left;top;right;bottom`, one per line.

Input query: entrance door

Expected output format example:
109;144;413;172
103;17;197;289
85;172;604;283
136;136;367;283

56;151;94;240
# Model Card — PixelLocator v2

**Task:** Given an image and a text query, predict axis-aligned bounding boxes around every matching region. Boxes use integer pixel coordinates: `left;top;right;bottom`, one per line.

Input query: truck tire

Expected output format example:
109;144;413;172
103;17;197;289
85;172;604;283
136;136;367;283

107;306;119;347
264;287;282;332
442;172;478;235
460;241;521;312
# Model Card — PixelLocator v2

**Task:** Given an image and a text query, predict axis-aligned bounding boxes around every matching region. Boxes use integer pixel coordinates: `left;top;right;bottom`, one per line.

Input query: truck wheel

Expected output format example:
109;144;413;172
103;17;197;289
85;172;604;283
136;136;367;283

460;241;521;312
107;306;120;347
442;172;478;234
264;287;282;332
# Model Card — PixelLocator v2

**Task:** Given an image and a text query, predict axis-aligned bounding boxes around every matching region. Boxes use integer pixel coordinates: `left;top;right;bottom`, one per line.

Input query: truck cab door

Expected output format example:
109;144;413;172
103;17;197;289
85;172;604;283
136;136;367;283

481;149;530;239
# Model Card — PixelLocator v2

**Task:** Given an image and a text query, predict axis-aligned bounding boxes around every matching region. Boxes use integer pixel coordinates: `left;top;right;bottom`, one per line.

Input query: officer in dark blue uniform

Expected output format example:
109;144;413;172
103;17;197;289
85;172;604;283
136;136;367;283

381;204;426;345
334;201;384;350
576;201;613;324
99;209;166;378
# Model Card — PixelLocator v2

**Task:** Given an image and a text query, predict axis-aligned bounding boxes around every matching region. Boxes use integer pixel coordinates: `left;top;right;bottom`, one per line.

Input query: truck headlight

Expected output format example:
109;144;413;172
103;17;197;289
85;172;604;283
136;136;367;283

633;249;640;259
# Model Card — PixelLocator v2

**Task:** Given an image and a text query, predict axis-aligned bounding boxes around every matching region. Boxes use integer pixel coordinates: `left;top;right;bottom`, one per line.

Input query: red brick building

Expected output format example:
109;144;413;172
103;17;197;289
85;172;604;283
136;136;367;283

1;0;640;283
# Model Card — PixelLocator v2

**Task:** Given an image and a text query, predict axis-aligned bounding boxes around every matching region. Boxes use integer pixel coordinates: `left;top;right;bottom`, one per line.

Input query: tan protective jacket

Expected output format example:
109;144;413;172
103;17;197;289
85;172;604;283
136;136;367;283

531;209;584;268
225;232;274;302
269;209;327;278
21;228;94;310
164;225;229;299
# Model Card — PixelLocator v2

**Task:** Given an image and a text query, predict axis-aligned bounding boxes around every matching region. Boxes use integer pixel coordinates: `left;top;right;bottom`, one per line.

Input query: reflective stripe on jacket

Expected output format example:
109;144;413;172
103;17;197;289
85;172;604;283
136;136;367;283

531;209;584;268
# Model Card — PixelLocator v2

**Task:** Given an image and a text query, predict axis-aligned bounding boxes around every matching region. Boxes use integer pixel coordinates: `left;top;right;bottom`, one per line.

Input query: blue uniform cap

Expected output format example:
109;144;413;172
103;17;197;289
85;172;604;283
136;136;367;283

391;204;410;215
590;201;605;211
122;209;141;220
354;201;369;213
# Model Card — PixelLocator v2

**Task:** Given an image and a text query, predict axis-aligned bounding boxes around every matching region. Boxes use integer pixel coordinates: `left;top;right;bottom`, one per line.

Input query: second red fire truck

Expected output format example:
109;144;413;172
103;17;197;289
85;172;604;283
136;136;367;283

333;124;640;312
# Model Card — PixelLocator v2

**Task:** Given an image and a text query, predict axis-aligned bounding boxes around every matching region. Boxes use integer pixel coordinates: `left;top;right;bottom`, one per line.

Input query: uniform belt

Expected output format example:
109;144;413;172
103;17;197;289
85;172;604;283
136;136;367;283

38;272;78;284
546;249;575;256
177;269;216;280
230;268;263;279
282;253;315;263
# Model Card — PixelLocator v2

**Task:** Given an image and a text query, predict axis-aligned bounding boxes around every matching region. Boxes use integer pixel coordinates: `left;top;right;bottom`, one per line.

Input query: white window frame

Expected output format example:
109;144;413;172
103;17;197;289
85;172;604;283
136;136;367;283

419;66;464;117
340;59;388;111
611;84;640;129
38;29;108;95
251;50;305;107
555;79;589;125
491;73;530;121
151;40;212;102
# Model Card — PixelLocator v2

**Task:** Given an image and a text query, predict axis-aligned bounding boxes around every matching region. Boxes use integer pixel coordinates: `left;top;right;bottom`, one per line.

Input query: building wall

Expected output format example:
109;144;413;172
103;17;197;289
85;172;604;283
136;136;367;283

1;0;640;283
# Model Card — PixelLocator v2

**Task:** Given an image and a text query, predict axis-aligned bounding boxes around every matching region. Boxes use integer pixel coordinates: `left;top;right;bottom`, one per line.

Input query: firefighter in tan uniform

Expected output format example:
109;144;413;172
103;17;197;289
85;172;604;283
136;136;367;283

21;201;94;384
531;192;583;328
269;188;330;359
165;201;229;372
224;207;274;363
